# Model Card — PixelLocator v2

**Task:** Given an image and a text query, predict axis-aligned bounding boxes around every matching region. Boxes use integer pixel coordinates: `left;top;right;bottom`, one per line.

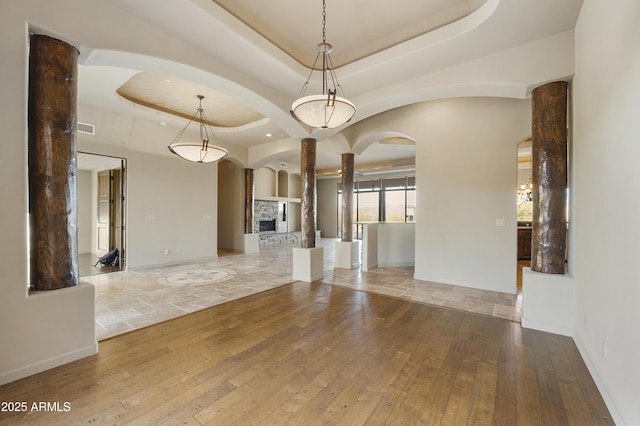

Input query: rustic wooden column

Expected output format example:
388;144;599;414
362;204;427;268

28;35;79;291
244;168;254;234
341;153;354;242
531;81;568;274
300;138;317;248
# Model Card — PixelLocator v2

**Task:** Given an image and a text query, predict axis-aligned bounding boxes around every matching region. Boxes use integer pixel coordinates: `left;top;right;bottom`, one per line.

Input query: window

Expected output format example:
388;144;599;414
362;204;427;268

337;176;415;237
384;190;406;222
357;191;379;222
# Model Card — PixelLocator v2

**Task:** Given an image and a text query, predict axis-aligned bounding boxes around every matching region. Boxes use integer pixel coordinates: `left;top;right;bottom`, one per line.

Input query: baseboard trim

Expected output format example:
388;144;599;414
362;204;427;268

521;317;573;337
573;333;625;425
379;261;415;268
0;342;98;386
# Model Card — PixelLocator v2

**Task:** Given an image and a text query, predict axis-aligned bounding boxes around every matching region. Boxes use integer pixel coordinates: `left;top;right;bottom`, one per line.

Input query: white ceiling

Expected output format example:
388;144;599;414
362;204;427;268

211;0;487;68
68;0;583;172
77;152;124;172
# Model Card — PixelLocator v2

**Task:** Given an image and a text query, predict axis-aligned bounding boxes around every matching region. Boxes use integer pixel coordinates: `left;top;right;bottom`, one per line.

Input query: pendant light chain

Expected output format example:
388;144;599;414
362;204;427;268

322;0;326;44
198;96;207;150
321;0;328;96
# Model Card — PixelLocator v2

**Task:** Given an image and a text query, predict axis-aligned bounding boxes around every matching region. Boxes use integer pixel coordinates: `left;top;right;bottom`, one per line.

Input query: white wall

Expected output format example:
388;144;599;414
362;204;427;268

254;168;276;198
408;97;530;294
288;201;301;233
572;1;640;424
362;223;415;270
290;174;301;199
362;224;378;271
277;170;288;198
218;160;245;252
317;178;339;238
378;223;415;267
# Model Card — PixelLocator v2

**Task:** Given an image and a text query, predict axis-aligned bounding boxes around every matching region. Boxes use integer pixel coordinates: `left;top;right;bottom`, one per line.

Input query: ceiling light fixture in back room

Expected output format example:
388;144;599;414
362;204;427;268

291;0;356;129
168;95;228;163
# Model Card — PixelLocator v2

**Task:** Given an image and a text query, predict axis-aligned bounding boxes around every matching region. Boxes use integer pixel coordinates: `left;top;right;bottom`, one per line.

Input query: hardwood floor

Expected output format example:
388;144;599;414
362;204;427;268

517;260;531;290
0;282;612;425
89;239;521;341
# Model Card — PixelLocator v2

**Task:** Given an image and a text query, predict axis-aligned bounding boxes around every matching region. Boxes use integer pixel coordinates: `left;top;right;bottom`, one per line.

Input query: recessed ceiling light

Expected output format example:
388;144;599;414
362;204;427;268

159;121;167;126
266;133;272;137
164;79;171;84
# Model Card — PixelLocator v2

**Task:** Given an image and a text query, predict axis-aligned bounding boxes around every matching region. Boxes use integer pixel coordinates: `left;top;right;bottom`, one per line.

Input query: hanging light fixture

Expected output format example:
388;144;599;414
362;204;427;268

517;178;533;201
290;0;355;129
168;95;228;163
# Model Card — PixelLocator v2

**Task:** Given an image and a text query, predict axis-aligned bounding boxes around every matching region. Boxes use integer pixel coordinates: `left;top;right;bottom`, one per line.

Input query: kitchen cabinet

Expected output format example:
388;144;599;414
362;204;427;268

517;227;532;260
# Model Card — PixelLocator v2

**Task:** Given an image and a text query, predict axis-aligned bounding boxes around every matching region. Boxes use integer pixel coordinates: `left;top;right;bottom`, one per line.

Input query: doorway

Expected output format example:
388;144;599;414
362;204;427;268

77;152;127;277
516;140;532;289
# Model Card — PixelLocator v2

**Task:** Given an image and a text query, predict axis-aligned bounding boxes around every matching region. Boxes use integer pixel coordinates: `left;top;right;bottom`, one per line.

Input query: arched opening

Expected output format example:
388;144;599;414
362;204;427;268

516;139;532;289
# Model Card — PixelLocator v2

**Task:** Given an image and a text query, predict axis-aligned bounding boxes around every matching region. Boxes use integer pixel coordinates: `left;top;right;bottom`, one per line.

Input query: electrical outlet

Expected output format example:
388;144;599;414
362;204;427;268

163;249;170;255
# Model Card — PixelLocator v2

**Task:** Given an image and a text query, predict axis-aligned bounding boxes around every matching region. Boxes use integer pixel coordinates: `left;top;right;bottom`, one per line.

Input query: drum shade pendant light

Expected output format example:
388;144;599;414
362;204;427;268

168;95;228;163
291;0;355;129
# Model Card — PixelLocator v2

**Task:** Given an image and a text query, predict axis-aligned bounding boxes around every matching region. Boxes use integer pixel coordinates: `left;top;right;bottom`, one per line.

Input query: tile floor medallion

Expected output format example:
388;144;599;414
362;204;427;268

86;238;521;341
157;268;237;286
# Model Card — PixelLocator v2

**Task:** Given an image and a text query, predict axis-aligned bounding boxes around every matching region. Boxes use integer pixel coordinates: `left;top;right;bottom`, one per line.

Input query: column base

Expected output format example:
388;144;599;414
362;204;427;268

243;233;259;254
334;241;360;269
292;247;324;282
521;267;575;336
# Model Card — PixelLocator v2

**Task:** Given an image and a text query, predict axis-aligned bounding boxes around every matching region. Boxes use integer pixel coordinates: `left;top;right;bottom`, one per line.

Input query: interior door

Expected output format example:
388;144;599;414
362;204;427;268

96;170;112;257
113;165;126;269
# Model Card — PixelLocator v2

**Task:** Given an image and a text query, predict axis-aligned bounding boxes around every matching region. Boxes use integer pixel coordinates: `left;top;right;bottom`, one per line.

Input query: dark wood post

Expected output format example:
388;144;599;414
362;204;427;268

531;81;568;274
301;138;317;249
341;153;354;242
244;168;254;234
28;35;80;291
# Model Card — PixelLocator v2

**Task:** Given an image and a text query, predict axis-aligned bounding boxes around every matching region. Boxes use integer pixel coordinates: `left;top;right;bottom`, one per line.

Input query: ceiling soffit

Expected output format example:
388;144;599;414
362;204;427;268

211;0;487;69
116;72;265;127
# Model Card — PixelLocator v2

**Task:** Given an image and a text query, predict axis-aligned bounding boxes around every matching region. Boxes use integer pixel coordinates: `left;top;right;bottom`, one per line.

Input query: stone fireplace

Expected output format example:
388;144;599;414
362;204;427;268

254;200;279;233
253;199;300;245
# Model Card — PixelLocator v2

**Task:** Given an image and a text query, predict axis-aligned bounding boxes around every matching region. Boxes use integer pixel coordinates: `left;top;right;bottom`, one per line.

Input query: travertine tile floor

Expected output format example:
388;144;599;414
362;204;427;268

83;238;521;341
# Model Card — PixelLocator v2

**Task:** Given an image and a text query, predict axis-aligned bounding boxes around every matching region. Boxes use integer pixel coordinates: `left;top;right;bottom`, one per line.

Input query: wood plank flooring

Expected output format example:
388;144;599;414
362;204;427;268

0;282;612;425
